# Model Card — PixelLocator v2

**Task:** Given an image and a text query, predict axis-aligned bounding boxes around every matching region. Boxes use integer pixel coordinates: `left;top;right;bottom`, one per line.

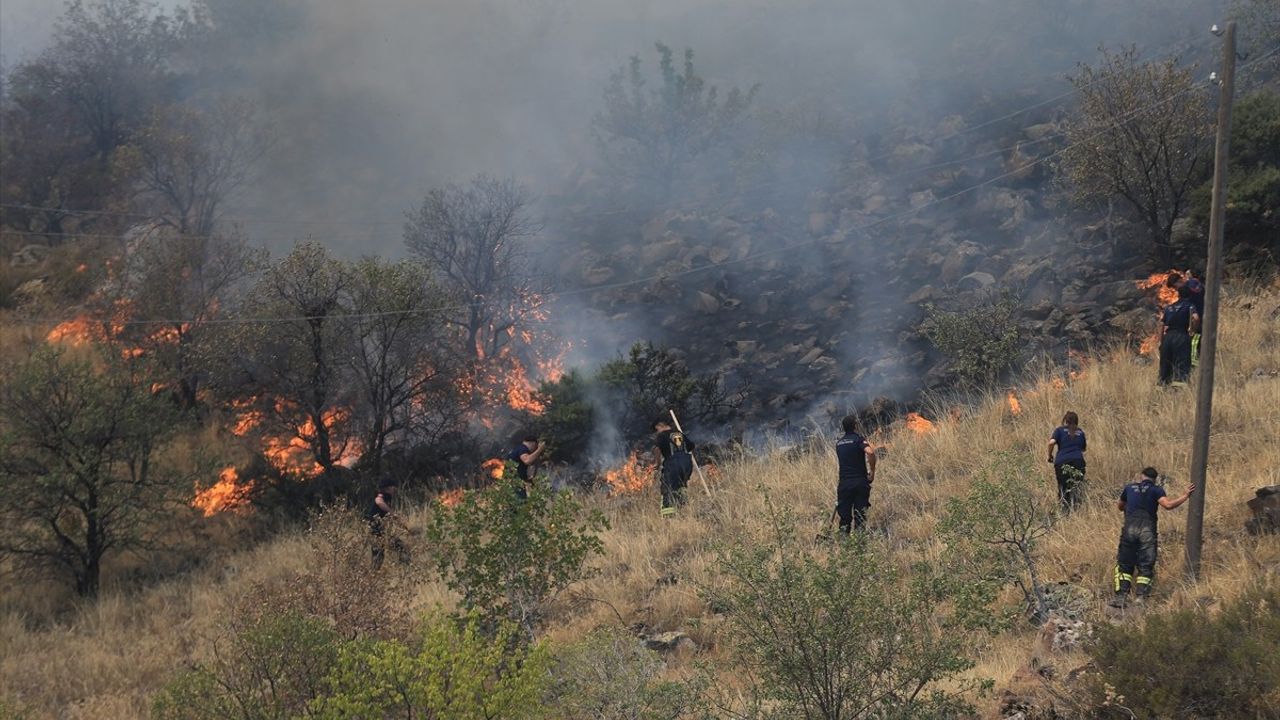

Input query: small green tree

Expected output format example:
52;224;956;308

1088;582;1280;718
920;291;1022;389
527;370;595;465
707;499;985;720
938;452;1056;622
1191;90;1280;244
548;628;698;720
315;613;550;720
597;341;741;444
0;346;185;597
426;476;607;636
593;43;757;204
1058;46;1212;259
152;612;341;720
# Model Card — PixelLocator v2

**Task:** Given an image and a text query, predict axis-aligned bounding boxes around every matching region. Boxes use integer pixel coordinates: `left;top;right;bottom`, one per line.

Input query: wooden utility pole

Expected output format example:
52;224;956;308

1185;20;1236;581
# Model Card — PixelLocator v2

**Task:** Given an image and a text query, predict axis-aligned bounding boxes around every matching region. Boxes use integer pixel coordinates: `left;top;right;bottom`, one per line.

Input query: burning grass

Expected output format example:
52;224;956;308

4;284;1280;717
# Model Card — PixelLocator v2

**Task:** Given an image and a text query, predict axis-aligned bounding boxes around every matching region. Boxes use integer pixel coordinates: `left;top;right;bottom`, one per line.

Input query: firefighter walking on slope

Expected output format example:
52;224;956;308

1111;467;1196;607
652;418;695;517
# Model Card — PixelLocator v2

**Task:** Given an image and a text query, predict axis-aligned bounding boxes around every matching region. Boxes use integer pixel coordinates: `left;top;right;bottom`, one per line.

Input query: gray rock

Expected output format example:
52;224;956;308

1246;485;1280;535
957;271;996;291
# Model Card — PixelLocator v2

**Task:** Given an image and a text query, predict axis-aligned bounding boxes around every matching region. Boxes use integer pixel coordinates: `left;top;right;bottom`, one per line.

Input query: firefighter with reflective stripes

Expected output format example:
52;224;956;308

652;418;695;517
1111;467;1196;606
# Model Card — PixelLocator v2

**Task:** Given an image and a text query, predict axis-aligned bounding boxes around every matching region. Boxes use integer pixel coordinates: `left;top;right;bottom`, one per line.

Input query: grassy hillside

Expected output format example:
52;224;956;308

2;280;1279;718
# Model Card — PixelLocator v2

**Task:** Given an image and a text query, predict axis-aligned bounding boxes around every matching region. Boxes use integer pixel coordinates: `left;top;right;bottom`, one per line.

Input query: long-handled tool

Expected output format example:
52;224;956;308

669;409;713;497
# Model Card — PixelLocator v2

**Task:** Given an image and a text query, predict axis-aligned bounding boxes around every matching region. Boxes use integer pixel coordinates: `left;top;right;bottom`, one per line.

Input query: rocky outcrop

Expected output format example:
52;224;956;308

1246;486;1280;535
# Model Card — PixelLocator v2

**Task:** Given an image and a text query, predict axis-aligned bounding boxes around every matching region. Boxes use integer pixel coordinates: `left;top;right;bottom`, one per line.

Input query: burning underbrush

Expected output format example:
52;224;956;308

1135;270;1192;356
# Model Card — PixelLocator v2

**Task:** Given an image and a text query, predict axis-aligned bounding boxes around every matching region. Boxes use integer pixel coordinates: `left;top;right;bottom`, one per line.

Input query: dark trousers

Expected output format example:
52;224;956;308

1054;460;1086;510
660;454;692;516
1159;330;1192;384
1115;519;1158;596
369;520;409;570
836;483;871;534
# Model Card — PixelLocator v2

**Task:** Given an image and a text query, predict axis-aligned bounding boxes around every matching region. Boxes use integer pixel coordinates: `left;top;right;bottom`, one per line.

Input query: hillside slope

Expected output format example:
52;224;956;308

2;281;1279;718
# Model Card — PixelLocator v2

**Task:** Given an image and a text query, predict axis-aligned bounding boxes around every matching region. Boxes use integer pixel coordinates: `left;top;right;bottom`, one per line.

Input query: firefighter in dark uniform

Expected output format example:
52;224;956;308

1111;467;1195;606
835;414;878;533
367;477;409;569
652;418;694;517
1158;284;1200;386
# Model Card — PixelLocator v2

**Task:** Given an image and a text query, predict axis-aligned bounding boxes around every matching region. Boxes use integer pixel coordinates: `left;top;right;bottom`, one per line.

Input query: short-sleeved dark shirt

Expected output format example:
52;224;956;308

835;432;870;487
1051;426;1087;464
1162;299;1197;333
1120;480;1166;525
655;430;694;461
508;445;532;481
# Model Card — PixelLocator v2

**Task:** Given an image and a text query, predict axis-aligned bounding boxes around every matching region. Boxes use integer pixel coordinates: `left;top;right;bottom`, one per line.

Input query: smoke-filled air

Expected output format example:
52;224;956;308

2;0;1280;717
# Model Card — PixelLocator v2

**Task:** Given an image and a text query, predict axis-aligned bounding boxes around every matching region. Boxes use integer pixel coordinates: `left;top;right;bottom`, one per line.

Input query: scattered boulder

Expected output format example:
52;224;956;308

643;630;697;654
1246;486;1280;535
957;271;996;291
10;244;51;268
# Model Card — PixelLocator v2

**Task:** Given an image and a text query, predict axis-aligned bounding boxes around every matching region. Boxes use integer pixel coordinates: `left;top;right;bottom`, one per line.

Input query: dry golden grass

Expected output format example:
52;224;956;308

2;283;1278;718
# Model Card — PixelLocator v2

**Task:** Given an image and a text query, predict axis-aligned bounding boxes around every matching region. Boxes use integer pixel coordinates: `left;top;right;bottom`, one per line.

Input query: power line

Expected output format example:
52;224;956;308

11;44;1271;332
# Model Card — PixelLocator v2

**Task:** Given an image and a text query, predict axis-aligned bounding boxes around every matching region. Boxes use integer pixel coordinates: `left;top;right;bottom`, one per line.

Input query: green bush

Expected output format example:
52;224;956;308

937;452;1056;623
426;477;608;636
596;341;740;445
1087;582;1280;719
529;370;596;465
707;498;987;719
548;628;698;720
920;291;1022;389
152;612;341;720
315;613;549;720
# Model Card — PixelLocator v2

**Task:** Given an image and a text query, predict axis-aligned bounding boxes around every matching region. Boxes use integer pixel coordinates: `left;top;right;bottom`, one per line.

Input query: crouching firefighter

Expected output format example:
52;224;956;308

652;418;695;517
1111;468;1195;606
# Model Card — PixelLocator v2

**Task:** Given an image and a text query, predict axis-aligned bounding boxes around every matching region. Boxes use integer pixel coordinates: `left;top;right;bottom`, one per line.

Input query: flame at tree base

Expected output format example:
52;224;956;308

193;467;254;517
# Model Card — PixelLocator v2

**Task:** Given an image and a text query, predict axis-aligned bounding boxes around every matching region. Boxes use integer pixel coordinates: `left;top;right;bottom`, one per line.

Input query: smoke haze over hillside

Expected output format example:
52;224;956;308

0;0;1223;254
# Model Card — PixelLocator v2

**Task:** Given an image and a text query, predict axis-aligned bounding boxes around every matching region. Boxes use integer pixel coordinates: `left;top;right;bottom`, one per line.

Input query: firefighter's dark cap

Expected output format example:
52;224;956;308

1141;467;1158;479
378;476;399;489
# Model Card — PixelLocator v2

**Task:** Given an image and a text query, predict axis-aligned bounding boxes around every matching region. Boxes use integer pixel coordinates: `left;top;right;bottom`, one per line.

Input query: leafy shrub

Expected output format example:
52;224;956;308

241;506;414;641
315;613;549;720
707;498;986;719
920;290;1022;389
152;612;341;720
597;342;741;446
548;628;698;720
1087;582;1280;719
938;452;1056;623
426;477;607;636
529;370;596;465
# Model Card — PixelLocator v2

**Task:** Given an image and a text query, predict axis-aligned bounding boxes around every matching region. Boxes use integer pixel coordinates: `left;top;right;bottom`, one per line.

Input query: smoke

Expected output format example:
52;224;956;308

151;0;1221;254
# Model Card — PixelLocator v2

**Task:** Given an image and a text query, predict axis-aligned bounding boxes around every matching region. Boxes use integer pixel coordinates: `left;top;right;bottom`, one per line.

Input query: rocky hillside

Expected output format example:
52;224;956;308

3;280;1277;718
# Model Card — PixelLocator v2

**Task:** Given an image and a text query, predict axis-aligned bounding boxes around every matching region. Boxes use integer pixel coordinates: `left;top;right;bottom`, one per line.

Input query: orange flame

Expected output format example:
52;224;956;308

904;412;937;435
227;397;361;480
1134;270;1191;356
482;458;506;480
1007;391;1022;415
602;451;656;495
192;466;254;516
438;488;465;507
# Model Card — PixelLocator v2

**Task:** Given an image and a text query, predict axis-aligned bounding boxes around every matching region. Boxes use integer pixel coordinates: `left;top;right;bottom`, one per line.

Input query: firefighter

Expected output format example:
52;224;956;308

1047;411;1087;511
507;433;545;499
652;418;694;517
367;477;408;569
835;414;877;533
1157;284;1200;386
1182;270;1205;369
1111;468;1196;606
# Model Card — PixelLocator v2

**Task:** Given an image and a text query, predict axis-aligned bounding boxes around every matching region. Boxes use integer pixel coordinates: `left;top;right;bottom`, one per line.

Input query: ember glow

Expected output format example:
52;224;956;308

193;466;254;517
904;412;937;435
482;458;506;480
438;487;465;508
1007;391;1022;415
602;451;656;495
